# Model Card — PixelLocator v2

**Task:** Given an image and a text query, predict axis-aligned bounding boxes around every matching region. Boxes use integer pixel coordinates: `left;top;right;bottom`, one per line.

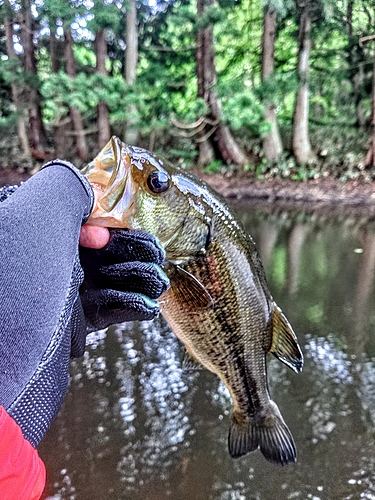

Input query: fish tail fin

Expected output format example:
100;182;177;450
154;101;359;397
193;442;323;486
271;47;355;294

228;402;296;466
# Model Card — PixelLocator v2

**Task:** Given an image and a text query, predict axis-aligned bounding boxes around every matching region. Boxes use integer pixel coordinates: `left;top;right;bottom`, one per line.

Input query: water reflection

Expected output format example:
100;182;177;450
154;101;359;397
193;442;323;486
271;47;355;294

39;201;375;500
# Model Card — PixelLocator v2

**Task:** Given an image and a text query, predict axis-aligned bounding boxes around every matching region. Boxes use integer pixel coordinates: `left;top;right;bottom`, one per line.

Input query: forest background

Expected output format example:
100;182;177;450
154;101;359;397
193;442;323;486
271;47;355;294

1;0;375;183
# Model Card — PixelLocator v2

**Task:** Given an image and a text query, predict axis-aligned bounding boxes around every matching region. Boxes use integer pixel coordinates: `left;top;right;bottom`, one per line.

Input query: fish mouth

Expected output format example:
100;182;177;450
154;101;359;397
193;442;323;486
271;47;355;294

83;137;136;228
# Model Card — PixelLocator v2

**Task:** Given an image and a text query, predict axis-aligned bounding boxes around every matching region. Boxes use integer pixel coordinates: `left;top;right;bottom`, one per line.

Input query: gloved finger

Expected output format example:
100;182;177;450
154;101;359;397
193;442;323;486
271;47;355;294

81;289;160;331
70;298;88;358
99;229;166;266
98;262;169;298
0;185;18;202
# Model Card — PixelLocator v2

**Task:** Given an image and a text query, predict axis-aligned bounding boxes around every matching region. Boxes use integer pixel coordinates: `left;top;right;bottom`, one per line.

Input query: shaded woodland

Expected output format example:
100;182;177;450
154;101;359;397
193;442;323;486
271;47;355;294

1;0;375;180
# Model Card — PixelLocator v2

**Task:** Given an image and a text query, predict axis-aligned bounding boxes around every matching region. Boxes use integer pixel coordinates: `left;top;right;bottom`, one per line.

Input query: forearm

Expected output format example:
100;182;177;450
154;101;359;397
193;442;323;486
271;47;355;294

0;163;93;444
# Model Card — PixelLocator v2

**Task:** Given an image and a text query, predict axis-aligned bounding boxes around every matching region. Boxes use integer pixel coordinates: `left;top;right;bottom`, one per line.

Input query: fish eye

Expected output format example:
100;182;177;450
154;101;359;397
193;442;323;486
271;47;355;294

147;171;170;194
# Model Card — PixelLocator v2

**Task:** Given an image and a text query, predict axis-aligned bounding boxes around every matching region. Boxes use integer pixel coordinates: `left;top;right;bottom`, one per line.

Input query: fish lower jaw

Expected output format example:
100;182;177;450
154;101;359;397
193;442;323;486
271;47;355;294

86;215;131;229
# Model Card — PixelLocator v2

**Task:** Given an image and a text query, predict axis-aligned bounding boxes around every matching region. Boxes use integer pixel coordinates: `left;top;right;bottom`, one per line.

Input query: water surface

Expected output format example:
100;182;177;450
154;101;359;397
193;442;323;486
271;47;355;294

39;200;375;500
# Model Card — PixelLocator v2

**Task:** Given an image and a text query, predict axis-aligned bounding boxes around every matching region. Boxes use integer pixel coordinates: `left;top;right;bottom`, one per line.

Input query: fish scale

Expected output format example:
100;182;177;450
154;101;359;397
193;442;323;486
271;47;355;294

83;136;304;465
171;238;271;415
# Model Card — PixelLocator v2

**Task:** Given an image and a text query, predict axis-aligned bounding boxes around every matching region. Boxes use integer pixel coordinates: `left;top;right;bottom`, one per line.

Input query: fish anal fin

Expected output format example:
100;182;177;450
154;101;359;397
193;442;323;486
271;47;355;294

168;265;214;312
182;349;204;371
228;402;297;466
269;305;304;373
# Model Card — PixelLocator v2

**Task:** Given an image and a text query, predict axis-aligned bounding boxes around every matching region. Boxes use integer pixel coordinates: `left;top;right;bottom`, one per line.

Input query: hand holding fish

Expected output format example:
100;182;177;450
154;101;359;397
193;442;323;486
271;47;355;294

79;223;110;249
83;137;304;466
79;229;170;333
79;187;111;248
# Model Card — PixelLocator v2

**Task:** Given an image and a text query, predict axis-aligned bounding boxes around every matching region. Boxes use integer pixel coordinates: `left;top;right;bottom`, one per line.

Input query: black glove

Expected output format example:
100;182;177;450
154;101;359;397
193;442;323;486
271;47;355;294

0;184;18;202
78;229;170;335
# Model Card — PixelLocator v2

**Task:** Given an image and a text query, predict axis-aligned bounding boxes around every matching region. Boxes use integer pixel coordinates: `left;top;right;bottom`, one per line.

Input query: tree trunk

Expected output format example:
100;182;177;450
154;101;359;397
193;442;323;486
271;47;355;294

64;27;89;161
196;18;215;165
96;29;111;149
196;0;246;167
124;0;139;145
365;40;375;168
346;0;367;128
261;6;283;163
50;22;64;74
49;20;70;157
4;0;31;161
292;1;314;165
365;7;375;166
19;0;48;155
125;0;138;86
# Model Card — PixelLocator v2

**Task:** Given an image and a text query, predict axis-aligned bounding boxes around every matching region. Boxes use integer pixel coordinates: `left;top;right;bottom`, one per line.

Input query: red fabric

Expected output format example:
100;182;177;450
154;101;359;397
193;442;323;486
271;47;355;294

0;406;46;499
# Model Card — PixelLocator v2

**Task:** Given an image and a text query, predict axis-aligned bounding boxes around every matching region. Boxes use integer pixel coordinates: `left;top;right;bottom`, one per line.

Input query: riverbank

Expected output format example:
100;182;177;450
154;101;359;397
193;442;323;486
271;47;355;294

197;172;375;206
198;173;375;219
2;166;375;211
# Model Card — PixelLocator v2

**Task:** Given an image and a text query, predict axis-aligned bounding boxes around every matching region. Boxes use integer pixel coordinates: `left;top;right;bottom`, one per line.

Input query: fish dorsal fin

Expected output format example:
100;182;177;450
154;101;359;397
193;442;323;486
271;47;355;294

269;305;304;373
182;349;204;371
169;265;214;311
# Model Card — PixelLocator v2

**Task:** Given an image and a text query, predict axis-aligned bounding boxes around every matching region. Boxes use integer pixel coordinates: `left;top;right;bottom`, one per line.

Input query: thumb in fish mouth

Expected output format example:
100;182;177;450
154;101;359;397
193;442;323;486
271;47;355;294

79;225;110;249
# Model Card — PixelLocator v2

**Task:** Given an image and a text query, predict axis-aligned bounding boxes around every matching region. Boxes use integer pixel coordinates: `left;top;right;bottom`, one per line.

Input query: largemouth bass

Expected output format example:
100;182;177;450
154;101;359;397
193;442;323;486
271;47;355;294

82;136;303;465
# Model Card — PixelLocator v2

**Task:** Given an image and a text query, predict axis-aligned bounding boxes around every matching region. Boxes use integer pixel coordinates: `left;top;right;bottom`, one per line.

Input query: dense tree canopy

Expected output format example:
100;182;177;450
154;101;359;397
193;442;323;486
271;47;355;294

0;0;375;179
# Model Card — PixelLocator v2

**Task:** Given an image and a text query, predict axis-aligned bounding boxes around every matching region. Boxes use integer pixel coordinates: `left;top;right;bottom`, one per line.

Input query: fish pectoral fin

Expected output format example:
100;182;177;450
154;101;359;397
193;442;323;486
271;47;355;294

228;402;296;466
182;349;204;371
269;305;304;373
169;265;214;311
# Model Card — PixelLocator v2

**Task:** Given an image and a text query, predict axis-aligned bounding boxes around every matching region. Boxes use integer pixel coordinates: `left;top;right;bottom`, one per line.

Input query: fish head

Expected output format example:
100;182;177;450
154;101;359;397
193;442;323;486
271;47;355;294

83;136;212;263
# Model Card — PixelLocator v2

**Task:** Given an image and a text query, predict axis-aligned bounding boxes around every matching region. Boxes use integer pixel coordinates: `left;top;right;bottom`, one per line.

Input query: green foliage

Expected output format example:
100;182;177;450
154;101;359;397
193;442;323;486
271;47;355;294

73;46;96;69
86;1;120;32
41;71;140;121
204;159;224;174
262;0;294;18
1;0;375;177
270;246;287;289
0;58;25;87
195;5;222;31
221;90;269;135
40;0;82;22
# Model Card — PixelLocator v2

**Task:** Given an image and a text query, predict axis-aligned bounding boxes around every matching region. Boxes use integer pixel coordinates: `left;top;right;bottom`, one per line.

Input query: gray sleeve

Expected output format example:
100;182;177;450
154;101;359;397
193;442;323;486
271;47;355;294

0;163;93;446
